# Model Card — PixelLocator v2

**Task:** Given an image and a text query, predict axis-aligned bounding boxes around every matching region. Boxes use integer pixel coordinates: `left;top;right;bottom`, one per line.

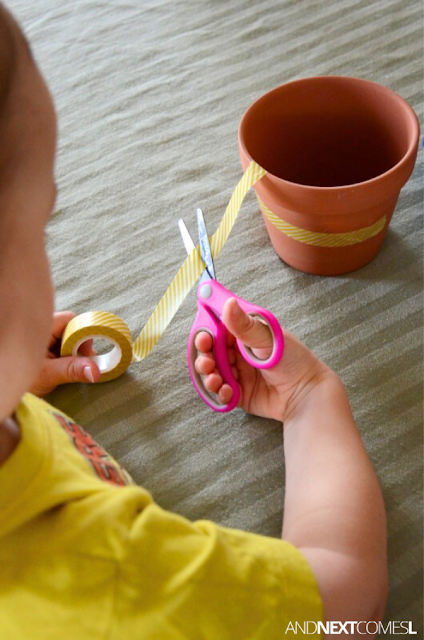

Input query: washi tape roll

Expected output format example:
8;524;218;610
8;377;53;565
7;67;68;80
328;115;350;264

60;161;267;382
61;311;133;382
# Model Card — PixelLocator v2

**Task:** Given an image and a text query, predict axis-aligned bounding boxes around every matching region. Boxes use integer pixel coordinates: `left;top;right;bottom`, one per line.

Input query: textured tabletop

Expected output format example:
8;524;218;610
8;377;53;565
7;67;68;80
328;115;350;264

8;0;423;632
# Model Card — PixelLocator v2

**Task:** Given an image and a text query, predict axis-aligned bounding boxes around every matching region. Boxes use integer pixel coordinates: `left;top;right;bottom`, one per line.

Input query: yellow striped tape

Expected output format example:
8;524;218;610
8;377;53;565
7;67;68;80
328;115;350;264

61;161;267;381
62;162;387;382
61;311;133;382
258;197;387;248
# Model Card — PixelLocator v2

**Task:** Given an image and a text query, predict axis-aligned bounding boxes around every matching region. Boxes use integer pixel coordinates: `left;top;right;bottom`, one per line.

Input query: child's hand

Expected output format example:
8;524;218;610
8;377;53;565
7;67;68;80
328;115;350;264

194;298;332;422
29;312;101;397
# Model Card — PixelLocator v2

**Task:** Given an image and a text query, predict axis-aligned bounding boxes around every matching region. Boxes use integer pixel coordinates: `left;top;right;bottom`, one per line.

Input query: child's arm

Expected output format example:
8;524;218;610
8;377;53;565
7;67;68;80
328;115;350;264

282;375;388;630
195;298;388;632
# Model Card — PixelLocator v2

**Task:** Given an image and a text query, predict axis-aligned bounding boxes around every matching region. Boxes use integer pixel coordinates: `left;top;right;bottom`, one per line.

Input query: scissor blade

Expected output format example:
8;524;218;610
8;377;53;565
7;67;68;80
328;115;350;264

196;208;216;281
178;219;196;255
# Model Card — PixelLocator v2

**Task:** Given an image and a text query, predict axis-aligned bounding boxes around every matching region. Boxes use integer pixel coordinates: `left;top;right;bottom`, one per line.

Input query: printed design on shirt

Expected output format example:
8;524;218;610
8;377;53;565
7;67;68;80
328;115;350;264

51;412;133;487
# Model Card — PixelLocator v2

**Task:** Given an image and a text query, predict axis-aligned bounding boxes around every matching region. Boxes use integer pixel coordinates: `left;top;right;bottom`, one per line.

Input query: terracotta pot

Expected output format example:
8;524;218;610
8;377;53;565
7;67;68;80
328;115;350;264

238;76;420;275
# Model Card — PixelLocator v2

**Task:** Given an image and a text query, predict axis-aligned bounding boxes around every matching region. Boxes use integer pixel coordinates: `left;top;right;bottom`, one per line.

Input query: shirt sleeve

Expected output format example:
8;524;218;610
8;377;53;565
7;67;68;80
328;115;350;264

113;502;323;639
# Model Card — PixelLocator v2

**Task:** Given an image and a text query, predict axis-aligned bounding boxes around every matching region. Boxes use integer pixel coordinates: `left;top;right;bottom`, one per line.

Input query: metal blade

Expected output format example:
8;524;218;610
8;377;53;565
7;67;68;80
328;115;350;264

196;208;216;281
178;218;196;255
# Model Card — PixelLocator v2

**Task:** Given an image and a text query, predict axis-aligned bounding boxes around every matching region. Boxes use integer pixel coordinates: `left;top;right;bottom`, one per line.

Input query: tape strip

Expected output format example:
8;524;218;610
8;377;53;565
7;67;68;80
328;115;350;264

258;197;387;247
61;161;267;381
132;161;266;361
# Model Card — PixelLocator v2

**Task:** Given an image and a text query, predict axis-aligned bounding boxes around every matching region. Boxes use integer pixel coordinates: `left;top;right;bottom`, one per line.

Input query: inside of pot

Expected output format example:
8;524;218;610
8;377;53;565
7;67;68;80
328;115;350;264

241;81;413;187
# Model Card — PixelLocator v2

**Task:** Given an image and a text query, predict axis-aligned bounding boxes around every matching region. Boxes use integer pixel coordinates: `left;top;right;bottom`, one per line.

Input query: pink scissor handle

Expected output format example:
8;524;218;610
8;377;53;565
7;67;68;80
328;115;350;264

188;303;240;413
188;280;284;412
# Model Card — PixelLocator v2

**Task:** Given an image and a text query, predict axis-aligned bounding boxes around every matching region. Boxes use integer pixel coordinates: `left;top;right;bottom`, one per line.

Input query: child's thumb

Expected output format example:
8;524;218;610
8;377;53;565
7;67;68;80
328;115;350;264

222;297;273;357
46;356;101;387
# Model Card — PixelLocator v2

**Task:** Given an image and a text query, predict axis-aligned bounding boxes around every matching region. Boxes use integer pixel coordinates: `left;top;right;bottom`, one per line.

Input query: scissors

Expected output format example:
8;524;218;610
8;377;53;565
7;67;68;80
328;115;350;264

178;208;284;412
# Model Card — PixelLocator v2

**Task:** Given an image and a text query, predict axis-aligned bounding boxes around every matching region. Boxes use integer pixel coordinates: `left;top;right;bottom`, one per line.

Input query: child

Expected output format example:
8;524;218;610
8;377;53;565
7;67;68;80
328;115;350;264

0;4;387;638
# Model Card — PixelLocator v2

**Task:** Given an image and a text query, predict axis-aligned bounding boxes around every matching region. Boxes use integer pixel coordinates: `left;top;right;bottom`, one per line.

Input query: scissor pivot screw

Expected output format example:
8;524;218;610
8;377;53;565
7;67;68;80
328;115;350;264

199;284;213;299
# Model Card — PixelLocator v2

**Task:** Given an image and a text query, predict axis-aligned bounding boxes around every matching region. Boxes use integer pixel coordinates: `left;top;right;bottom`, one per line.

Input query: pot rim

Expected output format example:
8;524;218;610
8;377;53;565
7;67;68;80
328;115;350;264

238;75;420;193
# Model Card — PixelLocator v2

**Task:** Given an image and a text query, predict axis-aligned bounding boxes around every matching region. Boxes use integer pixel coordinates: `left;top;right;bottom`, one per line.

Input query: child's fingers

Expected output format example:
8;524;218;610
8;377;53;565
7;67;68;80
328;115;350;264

194;330;236;354
77;339;96;357
202;374;234;405
222;298;273;359
227;332;236;347
202;365;239;392
216;383;234;405
194;331;213;353
195;354;215;376
45;356;100;387
48;311;76;348
203;371;223;393
193;326;239;405
30;355;101;397
195;348;238;376
48;312;98;356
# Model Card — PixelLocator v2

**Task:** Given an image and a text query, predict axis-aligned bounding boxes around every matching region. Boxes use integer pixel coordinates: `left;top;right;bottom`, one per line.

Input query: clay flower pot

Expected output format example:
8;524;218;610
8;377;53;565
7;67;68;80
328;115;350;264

239;76;420;275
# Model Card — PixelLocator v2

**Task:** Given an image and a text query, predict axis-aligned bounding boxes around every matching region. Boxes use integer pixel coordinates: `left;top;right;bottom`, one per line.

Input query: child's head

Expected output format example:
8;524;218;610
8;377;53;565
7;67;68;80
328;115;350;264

0;3;57;421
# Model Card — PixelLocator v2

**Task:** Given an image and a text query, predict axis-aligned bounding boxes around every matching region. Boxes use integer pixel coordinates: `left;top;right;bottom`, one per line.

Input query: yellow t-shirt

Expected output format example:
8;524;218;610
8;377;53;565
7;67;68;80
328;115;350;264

0;393;322;639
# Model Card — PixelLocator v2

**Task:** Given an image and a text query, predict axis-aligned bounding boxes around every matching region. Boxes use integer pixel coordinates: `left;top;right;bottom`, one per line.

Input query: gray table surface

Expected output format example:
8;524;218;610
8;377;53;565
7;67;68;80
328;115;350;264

8;0;423;633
